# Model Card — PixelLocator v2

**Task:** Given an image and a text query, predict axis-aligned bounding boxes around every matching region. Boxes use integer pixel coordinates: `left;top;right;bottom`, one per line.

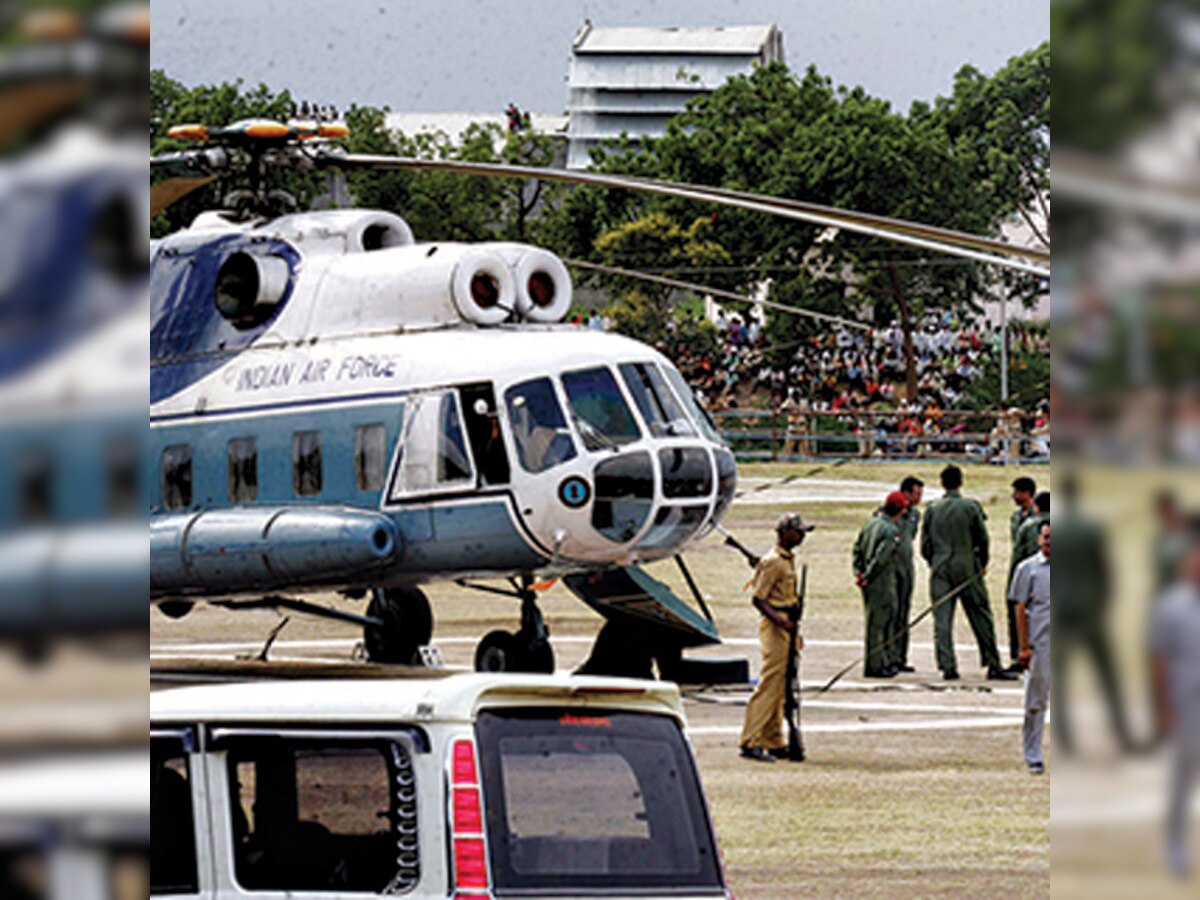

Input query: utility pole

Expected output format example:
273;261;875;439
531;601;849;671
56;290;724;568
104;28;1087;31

1000;292;1009;403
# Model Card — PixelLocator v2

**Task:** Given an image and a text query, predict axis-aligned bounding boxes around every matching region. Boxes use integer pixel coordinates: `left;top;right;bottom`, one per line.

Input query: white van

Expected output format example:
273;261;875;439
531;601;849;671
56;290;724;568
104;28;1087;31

0;751;148;899
151;673;730;899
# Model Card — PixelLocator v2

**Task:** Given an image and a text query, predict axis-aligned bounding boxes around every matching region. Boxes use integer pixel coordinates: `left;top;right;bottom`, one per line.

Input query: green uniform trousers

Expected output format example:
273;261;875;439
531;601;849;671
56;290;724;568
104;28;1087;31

931;567;1001;673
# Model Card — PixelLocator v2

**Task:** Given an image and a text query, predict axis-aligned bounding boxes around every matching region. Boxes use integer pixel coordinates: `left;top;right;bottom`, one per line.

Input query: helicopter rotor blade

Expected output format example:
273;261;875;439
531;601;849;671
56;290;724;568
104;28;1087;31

150;175;217;218
0;80;86;145
320;151;1049;276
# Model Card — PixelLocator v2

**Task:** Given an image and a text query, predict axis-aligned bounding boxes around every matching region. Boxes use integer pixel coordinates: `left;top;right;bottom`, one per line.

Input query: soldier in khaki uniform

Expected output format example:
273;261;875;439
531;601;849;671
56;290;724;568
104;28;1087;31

920;465;1016;681
739;512;814;762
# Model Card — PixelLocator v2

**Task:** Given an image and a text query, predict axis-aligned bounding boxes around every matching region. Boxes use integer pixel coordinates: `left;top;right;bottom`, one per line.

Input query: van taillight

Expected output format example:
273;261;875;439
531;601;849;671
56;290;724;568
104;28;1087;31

452;738;478;783
453;836;488;889
449;737;491;897
453;786;483;832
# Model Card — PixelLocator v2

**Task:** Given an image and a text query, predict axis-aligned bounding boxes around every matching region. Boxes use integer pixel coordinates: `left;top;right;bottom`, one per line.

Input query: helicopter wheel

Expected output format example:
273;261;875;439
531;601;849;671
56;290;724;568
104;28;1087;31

474;630;555;674
475;630;518;672
519;636;555;674
363;587;432;665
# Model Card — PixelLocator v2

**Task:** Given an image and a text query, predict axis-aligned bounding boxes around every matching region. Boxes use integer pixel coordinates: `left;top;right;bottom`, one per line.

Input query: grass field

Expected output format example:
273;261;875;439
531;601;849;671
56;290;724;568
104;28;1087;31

152;459;1053;898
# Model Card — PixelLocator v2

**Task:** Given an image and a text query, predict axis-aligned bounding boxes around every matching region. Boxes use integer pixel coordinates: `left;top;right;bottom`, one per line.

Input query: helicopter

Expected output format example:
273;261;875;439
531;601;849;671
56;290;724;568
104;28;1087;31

0;3;150;656
149;118;1048;678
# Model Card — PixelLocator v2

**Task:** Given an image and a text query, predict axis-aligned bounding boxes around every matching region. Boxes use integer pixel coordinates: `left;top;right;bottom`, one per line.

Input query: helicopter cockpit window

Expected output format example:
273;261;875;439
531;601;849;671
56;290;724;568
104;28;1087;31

505;378;577;474
618;362;697;439
561;367;641;451
661;363;723;445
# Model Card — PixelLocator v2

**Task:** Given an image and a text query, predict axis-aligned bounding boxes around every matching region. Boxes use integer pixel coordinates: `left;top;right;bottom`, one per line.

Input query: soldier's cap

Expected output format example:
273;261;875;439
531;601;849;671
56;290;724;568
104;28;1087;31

885;491;910;509
776;512;816;533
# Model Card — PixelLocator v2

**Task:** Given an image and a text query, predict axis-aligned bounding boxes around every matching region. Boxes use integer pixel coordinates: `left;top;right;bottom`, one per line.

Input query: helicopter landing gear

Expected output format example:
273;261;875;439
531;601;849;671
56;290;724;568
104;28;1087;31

576;618;684;680
464;578;555;674
363;586;432;665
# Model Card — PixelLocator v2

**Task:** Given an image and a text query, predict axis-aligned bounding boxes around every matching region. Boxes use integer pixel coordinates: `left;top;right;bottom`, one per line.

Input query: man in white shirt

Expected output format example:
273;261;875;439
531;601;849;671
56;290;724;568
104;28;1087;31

1010;521;1051;774
1151;524;1200;877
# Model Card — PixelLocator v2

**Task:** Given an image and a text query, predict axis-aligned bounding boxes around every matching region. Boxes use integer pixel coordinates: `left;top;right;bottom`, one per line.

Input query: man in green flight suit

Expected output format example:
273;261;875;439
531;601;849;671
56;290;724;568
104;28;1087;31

1012;491;1050;574
921;465;1017;681
854;491;908;678
1006;476;1038;669
894;476;924;673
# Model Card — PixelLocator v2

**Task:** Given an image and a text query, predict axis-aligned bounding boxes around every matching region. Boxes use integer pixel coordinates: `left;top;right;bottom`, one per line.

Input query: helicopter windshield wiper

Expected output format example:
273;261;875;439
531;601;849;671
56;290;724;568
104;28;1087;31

574;417;620;453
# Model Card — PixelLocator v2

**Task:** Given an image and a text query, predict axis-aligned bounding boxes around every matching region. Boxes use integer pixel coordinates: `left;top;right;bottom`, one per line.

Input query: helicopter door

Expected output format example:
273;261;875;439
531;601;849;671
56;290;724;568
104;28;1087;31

459;382;510;487
502;376;598;560
386;389;476;501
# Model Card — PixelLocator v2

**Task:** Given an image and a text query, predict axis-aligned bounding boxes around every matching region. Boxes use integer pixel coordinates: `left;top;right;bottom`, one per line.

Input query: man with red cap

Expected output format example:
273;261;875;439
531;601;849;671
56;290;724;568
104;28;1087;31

853;492;909;677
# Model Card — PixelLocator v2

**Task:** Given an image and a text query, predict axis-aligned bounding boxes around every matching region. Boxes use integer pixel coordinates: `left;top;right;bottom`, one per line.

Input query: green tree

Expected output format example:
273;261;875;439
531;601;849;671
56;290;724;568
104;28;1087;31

343;106;566;243
591;213;731;346
541;56;1048;400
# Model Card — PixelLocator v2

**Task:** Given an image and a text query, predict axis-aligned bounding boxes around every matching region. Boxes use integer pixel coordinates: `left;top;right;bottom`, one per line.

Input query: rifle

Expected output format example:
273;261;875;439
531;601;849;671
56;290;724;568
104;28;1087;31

720;524;804;760
783;564;806;762
716;524;761;568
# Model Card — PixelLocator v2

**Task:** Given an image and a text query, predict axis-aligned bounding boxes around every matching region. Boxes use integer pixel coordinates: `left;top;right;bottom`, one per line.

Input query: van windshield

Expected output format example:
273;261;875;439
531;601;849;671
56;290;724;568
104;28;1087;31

475;708;724;895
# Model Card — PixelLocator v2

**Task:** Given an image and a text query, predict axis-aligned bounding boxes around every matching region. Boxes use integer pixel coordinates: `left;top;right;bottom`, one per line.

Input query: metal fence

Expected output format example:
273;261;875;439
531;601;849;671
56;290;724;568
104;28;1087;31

712;408;1050;464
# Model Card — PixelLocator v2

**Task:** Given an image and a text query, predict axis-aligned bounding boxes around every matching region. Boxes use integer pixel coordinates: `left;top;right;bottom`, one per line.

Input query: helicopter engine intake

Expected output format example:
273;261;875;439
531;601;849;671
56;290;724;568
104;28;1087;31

450;249;517;326
486;244;573;323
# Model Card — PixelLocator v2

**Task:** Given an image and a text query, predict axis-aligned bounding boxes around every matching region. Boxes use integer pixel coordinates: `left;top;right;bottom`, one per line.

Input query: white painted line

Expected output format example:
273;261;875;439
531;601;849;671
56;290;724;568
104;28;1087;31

688;716;1022;735
152;635;937;652
153;639;357;652
797;678;1027;697
689;696;1022;715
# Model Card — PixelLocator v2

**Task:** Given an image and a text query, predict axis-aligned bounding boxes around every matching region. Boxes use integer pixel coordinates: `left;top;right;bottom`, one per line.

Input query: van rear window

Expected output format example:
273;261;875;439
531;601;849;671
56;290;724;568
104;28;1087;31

476;708;724;895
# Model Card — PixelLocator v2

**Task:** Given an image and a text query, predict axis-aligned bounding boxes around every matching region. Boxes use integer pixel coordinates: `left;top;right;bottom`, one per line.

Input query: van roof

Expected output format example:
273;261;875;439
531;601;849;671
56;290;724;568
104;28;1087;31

0;751;147;820
150;673;684;724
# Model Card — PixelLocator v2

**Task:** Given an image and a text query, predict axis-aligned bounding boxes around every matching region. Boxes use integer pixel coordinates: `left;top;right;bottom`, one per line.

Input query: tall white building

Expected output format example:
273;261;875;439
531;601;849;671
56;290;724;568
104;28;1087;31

566;23;784;169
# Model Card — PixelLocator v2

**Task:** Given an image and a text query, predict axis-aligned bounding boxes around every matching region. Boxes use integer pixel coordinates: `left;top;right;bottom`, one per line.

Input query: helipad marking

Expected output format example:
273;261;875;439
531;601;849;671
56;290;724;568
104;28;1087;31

688;716;1022;736
152;635;938;651
689;697;1023;716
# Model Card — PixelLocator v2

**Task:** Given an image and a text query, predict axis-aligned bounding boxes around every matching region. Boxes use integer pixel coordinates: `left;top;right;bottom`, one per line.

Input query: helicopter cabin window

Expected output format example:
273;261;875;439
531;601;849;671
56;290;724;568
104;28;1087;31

619;362;697;438
292;431;323;497
227;437;258;503
389;390;475;498
105;434;142;516
561;367;641;451
354;424;388;491
161;444;192;510
15;445;53;524
505;378;577;474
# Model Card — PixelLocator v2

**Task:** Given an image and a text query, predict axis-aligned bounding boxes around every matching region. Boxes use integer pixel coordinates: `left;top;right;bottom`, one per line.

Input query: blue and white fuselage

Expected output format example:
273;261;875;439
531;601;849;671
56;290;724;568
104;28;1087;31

150;209;736;605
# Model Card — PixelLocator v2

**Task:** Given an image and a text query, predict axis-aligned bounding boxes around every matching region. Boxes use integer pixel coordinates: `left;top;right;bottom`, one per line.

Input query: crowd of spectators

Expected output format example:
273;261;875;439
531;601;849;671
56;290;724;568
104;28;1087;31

289;101;341;122
580;306;1050;460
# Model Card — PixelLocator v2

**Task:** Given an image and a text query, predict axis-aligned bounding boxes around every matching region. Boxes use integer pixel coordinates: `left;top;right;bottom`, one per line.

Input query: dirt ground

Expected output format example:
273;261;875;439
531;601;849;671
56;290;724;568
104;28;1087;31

152;460;1050;898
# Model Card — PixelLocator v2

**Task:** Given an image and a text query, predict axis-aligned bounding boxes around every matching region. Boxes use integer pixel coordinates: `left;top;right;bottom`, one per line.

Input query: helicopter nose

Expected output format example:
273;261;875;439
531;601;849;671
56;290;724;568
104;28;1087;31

586;442;733;556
